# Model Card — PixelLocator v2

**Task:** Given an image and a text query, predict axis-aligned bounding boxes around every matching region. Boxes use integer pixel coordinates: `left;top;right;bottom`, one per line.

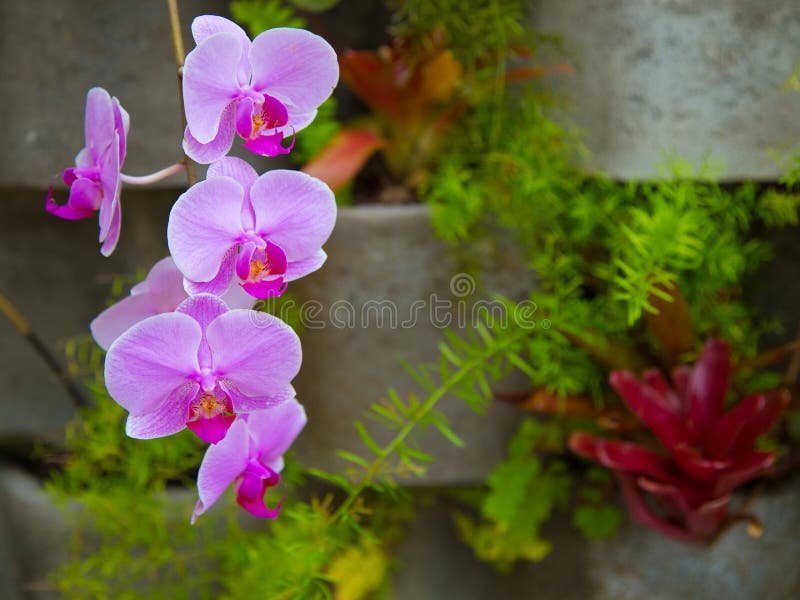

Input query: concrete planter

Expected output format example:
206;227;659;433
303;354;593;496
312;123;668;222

290;204;532;483
2;465;798;599
4;1;799;186
530;0;800;180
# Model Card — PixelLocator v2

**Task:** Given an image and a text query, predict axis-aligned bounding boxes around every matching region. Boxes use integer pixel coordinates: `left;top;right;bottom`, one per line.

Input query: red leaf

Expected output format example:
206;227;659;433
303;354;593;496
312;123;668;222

302;128;386;192
685;339;731;443
610;370;687;450
616;474;698;544
569;432;676;482
704;389;788;459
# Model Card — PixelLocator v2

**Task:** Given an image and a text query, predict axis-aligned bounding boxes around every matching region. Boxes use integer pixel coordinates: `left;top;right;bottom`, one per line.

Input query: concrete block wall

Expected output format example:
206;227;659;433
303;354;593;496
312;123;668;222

2;1;800;599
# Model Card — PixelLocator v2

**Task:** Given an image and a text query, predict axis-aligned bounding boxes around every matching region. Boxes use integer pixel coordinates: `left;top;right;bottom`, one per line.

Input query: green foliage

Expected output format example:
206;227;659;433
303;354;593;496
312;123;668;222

230;0;306;34
291;97;342;166
389;0;530;68
454;419;570;571
571;468;623;539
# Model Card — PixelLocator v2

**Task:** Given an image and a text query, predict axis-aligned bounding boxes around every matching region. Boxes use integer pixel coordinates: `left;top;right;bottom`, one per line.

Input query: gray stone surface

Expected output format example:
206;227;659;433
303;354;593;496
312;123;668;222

391;479;800;599
0;465;69;599
0;189;177;441
2;464;798;599
0;314;75;446
5;1;799;185
291;204;535;483
531;0;800;180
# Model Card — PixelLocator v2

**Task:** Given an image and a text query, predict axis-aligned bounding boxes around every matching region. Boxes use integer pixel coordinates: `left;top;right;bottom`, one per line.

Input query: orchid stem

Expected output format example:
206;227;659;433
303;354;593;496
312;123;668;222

0;293;88;409
166;0;197;187
120;162;185;186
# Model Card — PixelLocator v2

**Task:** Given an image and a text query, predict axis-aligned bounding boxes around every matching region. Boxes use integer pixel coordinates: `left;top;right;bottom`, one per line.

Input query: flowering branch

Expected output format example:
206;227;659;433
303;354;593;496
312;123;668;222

165;0;197;186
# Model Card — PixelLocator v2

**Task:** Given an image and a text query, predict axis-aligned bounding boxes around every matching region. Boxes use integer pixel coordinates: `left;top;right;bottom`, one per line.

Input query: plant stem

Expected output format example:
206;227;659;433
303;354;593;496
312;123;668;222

166;0;197;186
735;337;800;372
120;162;185;185
0;294;88;408
330;327;527;522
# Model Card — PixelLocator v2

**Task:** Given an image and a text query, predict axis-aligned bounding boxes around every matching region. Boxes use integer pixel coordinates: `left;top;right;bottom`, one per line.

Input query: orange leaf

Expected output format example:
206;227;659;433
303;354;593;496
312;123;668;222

644;281;696;367
505;62;574;84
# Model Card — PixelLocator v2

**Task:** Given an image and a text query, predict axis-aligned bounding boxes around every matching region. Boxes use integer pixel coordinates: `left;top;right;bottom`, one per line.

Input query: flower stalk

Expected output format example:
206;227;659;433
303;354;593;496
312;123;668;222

165;0;197;186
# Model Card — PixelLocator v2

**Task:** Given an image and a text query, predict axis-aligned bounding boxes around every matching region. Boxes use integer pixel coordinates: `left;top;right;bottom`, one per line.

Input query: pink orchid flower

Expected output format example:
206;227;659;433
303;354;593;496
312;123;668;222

569;339;788;543
46;87;129;256
104;293;300;444
182;16;338;163
167;157;336;299
91;256;254;351
191;398;306;523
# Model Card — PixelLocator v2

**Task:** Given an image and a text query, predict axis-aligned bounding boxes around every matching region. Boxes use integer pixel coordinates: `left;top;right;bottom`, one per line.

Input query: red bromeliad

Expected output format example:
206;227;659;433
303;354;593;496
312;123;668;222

569;339;789;543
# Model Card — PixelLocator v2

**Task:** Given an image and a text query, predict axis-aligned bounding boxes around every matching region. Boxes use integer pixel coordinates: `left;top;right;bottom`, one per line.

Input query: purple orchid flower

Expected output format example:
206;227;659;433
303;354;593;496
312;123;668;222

91;256;254;351
182;16;338;163
104;293;300;444
46;87;129;256
167;157;336;299
191;398;306;523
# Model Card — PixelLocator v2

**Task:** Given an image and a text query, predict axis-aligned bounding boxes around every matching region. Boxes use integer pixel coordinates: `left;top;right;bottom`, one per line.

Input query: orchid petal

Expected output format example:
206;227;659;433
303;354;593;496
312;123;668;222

249;28;338;112
251;170;336;261
46;181;99;220
207;157;259;190
240;279;287;299
191;15;250;82
235;96;255;139
221;280;256;310
242;131;293;157
218;380;295;414
184;247;238;297
112;97;129;163
285;106;317;134
206;309;301;398
84;87;115;160
175;293;229;369
183;104;237;164
235;471;282;519
168;177;245;283
183;32;244;144
193;418;250;523
99;187;122;257
105;312;201;415
207;156;258;229
133;257;189;310
91;293;160;351
187;413;236;444
125;382;200;439
98;134;120;243
284;249;327;282
247;399;307;465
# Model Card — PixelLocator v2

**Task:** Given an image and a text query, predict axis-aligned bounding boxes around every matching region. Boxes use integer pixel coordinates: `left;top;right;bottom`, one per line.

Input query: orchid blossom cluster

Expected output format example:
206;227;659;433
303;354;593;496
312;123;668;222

47;16;338;522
